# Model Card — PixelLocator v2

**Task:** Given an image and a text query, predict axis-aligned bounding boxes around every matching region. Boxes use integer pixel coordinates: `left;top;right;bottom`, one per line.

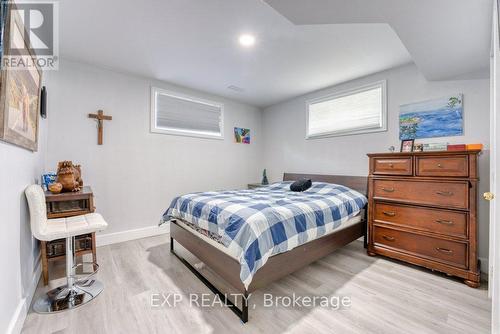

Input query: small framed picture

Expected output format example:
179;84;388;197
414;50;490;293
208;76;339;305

413;143;423;152
401;139;414;152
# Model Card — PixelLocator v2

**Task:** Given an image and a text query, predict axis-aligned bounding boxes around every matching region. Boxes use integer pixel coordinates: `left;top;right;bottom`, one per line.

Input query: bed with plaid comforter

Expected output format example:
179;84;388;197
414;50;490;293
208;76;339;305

162;182;367;289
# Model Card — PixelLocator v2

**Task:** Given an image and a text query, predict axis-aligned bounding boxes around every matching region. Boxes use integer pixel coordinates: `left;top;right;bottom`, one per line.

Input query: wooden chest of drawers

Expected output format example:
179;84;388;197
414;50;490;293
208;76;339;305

367;150;481;287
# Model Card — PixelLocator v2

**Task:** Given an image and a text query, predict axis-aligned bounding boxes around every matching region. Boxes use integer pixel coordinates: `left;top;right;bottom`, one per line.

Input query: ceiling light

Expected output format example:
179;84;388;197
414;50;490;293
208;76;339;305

239;34;256;47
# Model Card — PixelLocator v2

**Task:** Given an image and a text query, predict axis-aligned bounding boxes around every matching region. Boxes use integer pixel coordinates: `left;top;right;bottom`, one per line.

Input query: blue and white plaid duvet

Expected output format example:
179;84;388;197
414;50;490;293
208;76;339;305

163;182;367;289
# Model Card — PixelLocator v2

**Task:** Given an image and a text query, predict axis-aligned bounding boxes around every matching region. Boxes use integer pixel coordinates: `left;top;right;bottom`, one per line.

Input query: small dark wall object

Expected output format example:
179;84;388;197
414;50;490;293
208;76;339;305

40;86;47;119
290;179;312;192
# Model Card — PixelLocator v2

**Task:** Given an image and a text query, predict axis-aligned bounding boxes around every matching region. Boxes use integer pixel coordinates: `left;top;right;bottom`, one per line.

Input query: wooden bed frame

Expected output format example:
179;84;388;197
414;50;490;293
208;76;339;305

169;173;368;322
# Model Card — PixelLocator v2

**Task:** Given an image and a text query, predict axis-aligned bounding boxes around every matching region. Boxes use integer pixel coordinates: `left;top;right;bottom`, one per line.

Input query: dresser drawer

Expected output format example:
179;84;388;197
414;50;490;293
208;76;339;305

373;226;467;268
373;157;413;175
373;179;469;209
374;203;467;238
416;155;468;177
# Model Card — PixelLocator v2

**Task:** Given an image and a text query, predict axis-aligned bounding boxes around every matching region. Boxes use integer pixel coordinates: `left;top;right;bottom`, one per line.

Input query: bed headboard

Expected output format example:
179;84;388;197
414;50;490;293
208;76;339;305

283;173;368;196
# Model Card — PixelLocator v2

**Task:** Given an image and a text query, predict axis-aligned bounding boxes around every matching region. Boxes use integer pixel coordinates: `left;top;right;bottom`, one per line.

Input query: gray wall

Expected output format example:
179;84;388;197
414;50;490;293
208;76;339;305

0;119;47;333
262;63;491;267
43;60;264;238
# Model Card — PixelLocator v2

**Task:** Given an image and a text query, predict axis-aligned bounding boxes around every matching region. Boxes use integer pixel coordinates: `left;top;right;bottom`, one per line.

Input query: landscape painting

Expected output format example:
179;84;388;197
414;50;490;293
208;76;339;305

234;127;250;144
399;94;463;140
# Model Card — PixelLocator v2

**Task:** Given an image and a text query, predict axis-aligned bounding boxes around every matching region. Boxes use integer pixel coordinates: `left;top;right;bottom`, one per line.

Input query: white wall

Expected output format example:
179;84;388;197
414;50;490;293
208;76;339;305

263;63;491;265
0;119;47;333
43;60;264;241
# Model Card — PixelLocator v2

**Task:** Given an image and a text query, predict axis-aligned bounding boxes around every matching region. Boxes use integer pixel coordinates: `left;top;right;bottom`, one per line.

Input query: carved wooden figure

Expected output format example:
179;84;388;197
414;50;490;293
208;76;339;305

56;161;83;192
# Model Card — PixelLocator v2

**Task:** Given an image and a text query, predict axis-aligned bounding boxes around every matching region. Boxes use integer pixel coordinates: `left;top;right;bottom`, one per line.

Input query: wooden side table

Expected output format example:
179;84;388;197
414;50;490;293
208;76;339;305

41;186;97;285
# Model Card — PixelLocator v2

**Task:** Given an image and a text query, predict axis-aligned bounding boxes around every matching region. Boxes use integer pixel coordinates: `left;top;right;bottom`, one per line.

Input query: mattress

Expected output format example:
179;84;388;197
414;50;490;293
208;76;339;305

164;181;367;288
174;213;362;260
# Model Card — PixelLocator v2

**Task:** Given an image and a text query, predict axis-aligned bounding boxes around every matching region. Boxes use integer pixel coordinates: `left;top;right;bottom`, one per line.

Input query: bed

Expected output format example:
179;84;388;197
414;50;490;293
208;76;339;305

163;173;368;322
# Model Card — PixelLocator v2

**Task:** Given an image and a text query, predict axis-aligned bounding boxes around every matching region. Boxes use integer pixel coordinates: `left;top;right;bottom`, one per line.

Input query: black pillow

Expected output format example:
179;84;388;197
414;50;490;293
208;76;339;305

290;179;312;192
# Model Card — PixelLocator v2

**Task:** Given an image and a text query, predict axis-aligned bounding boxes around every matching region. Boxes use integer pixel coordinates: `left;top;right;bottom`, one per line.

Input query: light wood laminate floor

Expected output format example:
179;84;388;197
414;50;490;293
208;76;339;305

22;235;491;334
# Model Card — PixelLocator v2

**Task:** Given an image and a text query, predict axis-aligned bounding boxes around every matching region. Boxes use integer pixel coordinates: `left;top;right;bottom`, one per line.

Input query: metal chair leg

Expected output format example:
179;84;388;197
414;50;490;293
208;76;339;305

32;236;104;313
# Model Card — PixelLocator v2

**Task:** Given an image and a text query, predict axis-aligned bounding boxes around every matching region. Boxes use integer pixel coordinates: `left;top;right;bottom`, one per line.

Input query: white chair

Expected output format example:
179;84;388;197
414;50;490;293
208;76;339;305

25;184;108;313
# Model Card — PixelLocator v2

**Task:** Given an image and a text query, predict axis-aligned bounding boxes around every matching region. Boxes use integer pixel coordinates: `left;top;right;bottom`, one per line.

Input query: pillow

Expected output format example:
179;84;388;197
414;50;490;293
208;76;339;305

290;179;312;192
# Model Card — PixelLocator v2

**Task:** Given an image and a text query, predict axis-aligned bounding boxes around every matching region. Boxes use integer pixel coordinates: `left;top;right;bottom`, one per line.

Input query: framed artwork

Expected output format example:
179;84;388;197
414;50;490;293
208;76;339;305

234;127;250;144
399;94;463;140
413;143;423;152
0;3;42;151
400;139;414;152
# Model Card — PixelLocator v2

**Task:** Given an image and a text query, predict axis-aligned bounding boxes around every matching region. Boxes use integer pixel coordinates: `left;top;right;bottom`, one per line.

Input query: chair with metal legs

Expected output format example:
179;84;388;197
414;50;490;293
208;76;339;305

25;185;108;313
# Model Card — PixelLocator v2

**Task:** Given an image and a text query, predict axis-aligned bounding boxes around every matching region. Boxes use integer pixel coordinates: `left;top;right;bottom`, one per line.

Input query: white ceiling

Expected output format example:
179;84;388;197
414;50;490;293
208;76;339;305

58;0;490;108
58;0;412;107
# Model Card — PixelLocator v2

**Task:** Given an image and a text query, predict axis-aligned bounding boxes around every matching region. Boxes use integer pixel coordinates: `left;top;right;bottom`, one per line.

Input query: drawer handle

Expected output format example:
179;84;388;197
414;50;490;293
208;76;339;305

436;247;453;254
436;191;454;196
382;187;395;193
435;219;454;225
383;235;395;241
389;163;394;168
437;163;443;168
382;211;396;217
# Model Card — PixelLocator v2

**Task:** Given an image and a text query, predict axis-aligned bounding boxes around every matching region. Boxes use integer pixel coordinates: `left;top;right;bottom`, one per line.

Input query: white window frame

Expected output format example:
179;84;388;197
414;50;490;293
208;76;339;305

305;80;387;139
150;86;224;140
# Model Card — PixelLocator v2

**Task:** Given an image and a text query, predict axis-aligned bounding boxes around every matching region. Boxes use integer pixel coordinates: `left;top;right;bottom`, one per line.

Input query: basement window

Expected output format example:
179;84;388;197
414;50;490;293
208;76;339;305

306;80;387;138
151;87;224;139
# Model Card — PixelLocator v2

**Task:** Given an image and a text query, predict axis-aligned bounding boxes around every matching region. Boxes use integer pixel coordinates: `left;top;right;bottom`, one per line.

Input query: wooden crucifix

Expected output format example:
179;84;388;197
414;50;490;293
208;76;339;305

88;110;112;145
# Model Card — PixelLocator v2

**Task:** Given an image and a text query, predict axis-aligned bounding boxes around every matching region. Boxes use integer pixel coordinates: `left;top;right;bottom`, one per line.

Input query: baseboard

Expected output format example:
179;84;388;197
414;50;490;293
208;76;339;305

7;259;41;334
96;225;169;247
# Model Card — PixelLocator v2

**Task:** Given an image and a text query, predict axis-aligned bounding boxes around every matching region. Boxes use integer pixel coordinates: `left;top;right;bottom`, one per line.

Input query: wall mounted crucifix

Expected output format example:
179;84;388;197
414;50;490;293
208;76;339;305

88;110;112;145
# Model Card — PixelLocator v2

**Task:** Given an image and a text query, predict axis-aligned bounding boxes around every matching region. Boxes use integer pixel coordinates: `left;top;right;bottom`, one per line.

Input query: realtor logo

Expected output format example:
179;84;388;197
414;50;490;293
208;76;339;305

1;1;59;70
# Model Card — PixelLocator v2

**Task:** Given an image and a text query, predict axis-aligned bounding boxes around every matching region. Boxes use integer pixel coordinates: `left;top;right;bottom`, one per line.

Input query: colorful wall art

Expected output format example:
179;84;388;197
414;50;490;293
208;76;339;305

234;127;250;144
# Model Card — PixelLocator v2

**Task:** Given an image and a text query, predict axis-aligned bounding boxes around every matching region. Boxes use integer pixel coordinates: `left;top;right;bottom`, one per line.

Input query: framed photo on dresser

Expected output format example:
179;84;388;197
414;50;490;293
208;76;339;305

400;139;414;152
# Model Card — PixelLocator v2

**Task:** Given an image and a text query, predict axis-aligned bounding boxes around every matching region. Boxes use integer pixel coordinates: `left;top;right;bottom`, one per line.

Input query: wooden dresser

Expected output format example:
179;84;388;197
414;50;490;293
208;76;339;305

367;150;481;287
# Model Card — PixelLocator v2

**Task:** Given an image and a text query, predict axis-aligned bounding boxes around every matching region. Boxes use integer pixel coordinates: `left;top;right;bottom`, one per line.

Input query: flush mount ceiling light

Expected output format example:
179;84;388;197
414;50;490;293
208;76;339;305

239;34;256;47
